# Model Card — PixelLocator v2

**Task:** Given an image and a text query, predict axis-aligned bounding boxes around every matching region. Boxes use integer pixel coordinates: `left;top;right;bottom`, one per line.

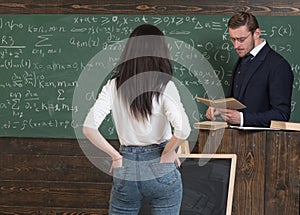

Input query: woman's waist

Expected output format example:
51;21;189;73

120;141;168;153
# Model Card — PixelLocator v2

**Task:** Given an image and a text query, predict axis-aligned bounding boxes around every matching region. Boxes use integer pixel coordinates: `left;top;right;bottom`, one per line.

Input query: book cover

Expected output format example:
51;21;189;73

193;121;228;130
270;120;300;131
196;97;246;110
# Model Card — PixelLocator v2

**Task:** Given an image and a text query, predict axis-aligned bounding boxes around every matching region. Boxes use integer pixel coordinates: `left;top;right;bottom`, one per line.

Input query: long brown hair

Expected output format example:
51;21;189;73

114;24;173;121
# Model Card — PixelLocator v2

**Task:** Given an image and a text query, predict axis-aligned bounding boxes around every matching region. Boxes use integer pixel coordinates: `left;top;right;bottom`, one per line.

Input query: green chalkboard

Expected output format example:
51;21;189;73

0;14;299;138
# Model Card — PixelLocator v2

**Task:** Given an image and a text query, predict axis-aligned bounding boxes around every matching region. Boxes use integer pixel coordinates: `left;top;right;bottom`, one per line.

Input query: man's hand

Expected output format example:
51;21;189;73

205;106;221;120
218;108;241;125
206;107;241;125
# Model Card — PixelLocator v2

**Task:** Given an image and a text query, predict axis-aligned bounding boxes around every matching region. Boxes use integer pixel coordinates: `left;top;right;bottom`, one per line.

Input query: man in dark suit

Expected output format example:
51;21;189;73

206;11;294;127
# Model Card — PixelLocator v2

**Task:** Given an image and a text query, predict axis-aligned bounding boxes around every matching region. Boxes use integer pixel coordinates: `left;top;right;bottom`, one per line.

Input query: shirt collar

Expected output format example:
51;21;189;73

250;39;266;57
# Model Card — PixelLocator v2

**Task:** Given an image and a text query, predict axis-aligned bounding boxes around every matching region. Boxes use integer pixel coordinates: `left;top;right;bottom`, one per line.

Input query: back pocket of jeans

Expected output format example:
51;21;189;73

150;162;179;185
113;166;127;190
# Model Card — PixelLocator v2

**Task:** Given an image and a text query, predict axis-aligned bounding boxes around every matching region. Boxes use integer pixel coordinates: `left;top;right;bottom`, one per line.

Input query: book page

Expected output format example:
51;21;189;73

196;97;246;110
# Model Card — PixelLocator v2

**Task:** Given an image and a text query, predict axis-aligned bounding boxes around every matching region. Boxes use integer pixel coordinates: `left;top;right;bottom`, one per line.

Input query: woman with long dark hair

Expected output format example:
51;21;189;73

83;24;191;215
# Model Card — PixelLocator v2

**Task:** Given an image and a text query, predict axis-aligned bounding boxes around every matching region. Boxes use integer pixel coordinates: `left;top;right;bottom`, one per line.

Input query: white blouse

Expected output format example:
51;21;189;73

83;78;191;146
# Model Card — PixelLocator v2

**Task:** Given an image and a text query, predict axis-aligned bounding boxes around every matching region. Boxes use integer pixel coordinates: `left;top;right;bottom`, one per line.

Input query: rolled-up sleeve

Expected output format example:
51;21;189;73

163;81;191;139
83;80;113;129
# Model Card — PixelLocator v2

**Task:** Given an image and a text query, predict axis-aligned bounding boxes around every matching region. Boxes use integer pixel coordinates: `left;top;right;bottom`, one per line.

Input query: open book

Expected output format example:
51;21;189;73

196;97;246;110
194;121;228;130
270;120;300;131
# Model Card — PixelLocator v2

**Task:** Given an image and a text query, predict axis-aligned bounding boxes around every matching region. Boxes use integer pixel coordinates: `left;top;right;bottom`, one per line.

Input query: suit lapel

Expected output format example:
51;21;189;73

229;59;241;96
237;43;271;100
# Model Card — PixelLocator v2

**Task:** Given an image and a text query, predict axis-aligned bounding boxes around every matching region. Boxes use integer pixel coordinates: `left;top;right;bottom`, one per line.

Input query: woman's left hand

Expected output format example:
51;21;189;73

160;150;181;167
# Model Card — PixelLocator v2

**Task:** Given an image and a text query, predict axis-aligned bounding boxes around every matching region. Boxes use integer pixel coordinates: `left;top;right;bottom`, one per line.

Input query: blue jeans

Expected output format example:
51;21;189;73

109;142;182;215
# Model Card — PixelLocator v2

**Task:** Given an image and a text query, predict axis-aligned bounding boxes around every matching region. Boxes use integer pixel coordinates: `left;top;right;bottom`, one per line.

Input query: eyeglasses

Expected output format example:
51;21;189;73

229;32;252;43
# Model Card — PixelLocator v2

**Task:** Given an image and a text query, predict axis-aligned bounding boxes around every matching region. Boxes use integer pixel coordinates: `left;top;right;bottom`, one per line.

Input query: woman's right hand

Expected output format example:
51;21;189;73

109;156;123;173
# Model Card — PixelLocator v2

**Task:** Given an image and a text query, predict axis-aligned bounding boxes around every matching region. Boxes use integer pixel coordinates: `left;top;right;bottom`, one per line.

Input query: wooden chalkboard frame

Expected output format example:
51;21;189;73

138;153;237;215
178;153;237;215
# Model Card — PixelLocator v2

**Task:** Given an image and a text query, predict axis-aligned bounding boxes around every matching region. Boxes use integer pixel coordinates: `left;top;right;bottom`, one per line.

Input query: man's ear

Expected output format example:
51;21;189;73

253;28;261;40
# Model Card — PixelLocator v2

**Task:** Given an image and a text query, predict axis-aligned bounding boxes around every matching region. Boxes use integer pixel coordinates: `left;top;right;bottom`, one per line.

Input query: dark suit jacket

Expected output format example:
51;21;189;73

228;42;294;127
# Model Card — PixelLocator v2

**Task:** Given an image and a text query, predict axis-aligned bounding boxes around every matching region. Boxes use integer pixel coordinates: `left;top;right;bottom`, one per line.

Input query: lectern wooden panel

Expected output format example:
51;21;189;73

197;129;299;215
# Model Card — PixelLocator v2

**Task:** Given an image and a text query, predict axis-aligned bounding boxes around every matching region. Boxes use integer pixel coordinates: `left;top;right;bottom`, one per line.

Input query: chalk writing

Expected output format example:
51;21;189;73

0;14;298;138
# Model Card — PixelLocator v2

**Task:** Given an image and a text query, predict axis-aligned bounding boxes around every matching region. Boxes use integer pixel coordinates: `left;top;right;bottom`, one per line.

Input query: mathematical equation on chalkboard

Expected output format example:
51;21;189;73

0;15;299;138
